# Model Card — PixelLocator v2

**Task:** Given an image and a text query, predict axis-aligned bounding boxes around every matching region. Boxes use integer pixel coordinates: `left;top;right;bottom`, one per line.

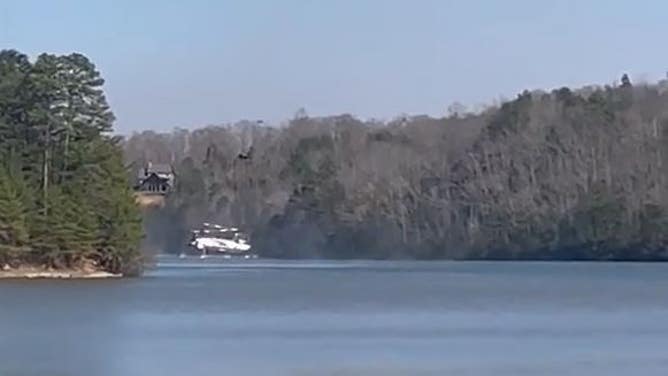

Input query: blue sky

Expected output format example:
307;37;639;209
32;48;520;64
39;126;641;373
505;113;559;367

2;0;667;133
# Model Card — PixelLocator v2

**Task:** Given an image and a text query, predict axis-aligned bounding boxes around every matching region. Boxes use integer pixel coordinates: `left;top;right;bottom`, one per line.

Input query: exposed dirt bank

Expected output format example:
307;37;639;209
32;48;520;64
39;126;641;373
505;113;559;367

0;265;121;279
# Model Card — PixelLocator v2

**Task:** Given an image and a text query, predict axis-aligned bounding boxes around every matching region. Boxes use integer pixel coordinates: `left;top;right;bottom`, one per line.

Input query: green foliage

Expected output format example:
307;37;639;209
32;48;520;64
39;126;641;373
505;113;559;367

0;167;30;264
29;186;97;268
572;184;627;255
638;204;668;251
0;49;142;274
487;91;532;139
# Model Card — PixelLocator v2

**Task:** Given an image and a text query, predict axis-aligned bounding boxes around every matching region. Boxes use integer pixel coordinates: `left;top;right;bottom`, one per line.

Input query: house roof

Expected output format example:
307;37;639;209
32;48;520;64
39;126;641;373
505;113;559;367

148;164;173;174
137;163;173;179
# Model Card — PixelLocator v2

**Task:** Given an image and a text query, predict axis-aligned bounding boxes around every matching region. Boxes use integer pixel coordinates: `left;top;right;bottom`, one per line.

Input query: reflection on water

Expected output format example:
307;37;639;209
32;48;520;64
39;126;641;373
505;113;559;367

1;257;668;375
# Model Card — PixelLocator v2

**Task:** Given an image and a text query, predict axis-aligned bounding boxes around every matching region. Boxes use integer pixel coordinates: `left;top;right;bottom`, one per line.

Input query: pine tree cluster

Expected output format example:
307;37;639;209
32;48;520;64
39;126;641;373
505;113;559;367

0;50;142;275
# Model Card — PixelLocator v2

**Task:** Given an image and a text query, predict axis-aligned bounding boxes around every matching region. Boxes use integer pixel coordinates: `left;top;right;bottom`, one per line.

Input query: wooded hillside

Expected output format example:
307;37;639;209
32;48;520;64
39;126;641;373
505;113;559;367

0;50;142;274
126;75;668;260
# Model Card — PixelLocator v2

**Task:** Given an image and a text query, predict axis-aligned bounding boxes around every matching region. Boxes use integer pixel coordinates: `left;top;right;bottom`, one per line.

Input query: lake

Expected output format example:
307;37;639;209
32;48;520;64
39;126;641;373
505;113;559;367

1;257;668;375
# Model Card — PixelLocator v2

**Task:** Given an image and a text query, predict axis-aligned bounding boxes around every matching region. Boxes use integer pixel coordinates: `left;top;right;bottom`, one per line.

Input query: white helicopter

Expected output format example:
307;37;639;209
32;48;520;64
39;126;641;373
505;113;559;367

185;223;255;259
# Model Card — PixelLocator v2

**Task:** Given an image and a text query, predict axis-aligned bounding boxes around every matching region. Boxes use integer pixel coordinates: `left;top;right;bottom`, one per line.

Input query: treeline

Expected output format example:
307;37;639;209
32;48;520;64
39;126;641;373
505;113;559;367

125;75;668;260
0;50;142;274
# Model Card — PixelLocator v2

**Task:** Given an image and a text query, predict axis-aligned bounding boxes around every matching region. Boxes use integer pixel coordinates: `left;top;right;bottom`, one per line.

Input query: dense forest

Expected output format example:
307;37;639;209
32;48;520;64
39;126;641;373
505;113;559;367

0;50;143;275
126;75;668;260
2;58;664;268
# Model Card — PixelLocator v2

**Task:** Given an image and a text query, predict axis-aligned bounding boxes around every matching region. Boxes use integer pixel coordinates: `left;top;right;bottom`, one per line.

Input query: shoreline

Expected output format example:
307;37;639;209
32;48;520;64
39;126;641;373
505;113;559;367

0;266;122;280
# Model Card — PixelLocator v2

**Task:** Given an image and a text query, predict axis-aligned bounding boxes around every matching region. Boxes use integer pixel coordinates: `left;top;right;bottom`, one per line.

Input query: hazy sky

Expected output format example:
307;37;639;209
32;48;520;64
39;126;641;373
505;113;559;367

2;0;667;134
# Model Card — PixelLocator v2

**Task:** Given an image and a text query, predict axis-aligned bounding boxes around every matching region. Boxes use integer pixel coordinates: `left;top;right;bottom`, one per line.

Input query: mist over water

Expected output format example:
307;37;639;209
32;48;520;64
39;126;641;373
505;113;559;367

1;257;668;376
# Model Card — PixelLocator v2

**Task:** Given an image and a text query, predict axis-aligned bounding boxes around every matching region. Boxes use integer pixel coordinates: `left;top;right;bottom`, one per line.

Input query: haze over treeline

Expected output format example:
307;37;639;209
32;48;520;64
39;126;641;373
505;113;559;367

126;75;668;260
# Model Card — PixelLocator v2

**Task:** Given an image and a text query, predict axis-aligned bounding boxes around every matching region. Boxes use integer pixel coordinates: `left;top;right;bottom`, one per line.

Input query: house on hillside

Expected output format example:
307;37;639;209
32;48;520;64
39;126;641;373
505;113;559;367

134;162;174;195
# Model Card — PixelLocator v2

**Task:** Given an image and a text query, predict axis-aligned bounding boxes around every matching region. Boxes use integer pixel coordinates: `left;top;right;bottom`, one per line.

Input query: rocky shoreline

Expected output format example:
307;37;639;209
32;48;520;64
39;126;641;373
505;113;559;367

0;265;121;279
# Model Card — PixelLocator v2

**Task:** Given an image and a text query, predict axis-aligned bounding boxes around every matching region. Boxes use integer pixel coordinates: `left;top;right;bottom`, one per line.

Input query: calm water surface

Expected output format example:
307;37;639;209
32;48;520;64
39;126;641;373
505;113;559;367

1;257;668;375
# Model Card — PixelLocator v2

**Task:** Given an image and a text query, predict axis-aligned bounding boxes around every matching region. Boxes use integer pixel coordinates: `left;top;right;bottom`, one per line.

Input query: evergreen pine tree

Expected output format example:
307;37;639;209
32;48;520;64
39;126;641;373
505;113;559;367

0;167;30;265
0;49;143;274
